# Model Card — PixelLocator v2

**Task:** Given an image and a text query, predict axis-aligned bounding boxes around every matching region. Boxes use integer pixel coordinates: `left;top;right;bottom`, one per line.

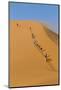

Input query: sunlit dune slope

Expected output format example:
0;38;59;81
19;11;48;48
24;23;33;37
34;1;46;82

9;20;59;87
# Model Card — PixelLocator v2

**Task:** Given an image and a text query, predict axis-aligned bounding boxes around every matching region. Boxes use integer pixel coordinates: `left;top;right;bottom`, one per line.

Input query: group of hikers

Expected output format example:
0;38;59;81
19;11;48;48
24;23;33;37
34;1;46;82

29;26;51;62
16;23;51;62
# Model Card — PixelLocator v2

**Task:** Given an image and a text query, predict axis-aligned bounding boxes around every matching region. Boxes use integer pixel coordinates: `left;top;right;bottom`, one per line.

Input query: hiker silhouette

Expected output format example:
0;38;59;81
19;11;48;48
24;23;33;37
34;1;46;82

17;24;19;27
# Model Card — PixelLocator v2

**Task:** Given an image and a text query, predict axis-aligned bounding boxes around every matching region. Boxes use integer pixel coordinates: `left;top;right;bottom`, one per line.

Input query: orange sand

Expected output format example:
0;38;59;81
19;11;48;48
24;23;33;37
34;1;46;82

9;20;59;87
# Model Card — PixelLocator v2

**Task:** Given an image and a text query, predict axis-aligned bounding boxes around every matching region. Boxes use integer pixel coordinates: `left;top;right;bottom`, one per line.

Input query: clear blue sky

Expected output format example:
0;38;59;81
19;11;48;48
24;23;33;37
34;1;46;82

9;2;59;33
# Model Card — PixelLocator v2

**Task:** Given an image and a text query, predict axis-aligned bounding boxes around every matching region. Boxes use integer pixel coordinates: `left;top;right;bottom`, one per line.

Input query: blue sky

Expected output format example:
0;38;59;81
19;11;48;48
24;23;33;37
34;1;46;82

9;2;59;33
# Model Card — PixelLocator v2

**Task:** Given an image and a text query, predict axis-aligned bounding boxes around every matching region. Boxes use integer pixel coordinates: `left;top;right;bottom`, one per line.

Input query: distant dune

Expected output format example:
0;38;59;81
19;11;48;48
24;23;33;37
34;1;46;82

9;20;58;87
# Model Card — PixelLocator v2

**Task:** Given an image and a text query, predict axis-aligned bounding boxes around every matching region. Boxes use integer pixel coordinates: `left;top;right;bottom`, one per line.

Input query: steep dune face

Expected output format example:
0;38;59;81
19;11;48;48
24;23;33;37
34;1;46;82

43;25;58;44
10;20;58;87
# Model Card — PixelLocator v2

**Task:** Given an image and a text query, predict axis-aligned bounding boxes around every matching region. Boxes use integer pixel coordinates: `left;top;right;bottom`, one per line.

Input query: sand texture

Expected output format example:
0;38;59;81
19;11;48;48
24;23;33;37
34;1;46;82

9;20;59;87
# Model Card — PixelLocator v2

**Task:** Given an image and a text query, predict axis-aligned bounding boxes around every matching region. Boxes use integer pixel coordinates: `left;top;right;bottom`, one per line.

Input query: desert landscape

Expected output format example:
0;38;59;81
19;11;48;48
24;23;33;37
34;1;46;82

9;20;58;87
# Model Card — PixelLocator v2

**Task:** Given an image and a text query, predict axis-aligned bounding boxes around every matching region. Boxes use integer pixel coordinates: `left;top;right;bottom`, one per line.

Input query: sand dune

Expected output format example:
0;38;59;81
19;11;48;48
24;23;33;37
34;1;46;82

9;20;58;87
